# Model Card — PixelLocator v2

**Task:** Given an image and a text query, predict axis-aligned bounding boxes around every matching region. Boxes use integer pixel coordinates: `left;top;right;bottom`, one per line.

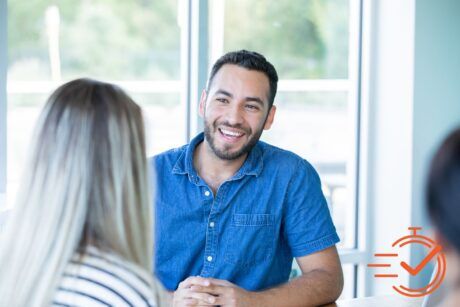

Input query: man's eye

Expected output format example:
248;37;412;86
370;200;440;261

216;98;228;103
246;104;259;110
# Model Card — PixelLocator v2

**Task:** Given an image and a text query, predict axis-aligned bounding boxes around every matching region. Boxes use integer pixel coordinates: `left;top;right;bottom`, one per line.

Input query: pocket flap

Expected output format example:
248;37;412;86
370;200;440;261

232;214;274;226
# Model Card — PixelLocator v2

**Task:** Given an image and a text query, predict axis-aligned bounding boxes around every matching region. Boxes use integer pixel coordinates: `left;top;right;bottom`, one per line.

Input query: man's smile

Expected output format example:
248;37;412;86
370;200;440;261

217;127;247;143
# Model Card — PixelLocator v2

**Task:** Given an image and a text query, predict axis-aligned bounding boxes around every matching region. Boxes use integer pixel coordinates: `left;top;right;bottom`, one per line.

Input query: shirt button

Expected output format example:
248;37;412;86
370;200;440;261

204;190;211;197
209;222;215;228
207;256;213;262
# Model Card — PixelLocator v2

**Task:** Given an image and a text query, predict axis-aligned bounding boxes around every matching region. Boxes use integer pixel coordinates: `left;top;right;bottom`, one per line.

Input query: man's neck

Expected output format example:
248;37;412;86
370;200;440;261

193;140;247;195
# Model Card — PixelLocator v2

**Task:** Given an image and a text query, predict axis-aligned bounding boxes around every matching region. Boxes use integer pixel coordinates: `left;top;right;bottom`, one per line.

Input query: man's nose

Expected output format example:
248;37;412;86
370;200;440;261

225;104;244;125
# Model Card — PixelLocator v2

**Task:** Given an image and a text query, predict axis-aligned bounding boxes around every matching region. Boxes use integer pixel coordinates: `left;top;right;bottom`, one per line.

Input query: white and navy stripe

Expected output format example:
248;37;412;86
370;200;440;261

53;247;157;307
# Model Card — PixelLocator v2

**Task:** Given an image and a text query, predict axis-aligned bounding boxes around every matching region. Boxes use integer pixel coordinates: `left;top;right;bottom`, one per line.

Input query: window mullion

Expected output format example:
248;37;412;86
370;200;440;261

0;0;7;208
184;0;209;141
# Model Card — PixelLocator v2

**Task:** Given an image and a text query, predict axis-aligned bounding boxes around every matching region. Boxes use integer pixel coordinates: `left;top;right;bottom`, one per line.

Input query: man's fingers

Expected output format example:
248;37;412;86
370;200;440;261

190;285;216;292
208;295;234;306
187;290;217;304
178;276;211;289
205;277;233;287
181;298;198;306
191;284;228;295
176;276;240;307
184;289;238;307
183;294;226;307
173;292;200;306
190;285;204;292
173;289;216;307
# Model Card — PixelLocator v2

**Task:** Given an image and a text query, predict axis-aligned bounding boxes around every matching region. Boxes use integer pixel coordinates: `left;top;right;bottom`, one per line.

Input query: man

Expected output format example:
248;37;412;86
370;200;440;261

153;50;343;306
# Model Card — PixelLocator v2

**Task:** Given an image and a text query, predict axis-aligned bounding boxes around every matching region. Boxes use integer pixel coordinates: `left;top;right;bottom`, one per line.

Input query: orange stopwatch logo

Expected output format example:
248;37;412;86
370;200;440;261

367;227;446;297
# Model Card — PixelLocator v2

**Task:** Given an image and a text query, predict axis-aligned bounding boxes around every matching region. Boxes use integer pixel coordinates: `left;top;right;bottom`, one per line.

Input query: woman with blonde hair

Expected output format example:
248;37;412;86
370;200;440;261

0;78;160;306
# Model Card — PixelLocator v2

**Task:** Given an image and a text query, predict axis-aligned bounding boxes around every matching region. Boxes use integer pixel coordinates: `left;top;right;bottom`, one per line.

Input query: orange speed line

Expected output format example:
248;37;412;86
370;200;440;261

367;264;391;267
374;253;398;257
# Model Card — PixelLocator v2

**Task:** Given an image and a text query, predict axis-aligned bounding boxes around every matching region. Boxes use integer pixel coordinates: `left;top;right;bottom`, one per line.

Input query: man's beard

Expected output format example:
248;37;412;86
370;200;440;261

203;119;264;161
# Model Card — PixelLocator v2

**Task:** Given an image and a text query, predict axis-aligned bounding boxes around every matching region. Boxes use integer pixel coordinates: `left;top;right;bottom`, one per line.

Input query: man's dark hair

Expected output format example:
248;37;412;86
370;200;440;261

427;127;460;253
206;50;279;108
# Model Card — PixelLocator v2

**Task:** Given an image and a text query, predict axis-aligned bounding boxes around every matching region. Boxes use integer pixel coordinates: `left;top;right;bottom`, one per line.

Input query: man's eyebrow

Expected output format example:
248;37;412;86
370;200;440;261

245;96;264;106
214;89;265;106
214;89;233;98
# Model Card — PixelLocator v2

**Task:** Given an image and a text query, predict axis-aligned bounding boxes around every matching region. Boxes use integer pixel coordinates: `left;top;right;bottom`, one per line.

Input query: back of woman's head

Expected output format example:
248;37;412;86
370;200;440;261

0;78;152;306
427;127;460;253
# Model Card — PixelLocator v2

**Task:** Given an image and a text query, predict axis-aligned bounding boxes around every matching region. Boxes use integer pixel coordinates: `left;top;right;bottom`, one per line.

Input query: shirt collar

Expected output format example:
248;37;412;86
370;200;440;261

172;132;264;181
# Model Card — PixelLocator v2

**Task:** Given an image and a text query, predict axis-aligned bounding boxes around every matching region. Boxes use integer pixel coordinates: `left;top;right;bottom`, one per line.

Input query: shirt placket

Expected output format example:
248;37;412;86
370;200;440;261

200;183;228;277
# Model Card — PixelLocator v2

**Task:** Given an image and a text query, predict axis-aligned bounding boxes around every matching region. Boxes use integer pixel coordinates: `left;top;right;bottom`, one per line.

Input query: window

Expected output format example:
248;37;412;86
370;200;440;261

6;0;185;202
1;0;365;298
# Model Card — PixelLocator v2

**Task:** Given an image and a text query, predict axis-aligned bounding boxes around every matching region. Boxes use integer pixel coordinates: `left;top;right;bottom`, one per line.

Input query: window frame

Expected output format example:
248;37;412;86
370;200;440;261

0;0;7;209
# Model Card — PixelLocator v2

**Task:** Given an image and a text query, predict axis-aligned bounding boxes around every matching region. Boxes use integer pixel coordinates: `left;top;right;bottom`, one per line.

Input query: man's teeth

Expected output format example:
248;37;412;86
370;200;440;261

220;128;243;137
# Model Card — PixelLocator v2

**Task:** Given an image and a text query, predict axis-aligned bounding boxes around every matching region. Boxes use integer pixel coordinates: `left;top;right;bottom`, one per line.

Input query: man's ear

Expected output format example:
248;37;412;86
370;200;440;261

198;90;207;118
264;105;277;130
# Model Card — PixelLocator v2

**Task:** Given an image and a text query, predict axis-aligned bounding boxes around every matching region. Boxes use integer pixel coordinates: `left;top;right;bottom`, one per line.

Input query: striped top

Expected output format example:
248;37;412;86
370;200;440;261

53;247;159;307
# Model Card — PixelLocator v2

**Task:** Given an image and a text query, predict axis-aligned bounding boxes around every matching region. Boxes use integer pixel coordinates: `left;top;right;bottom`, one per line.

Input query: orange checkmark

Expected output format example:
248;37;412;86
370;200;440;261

400;244;442;276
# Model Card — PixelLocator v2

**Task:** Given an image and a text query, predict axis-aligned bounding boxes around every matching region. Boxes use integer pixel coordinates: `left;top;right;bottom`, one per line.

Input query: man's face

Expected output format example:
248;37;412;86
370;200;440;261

199;64;276;160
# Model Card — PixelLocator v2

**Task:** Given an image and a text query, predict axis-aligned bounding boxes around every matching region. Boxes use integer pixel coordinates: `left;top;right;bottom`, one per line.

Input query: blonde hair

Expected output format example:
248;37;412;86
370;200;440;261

0;78;153;306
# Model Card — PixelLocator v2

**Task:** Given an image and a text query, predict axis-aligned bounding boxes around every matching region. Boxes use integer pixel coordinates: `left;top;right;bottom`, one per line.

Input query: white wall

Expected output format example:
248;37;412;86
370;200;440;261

411;0;460;288
363;0;415;295
364;0;460;295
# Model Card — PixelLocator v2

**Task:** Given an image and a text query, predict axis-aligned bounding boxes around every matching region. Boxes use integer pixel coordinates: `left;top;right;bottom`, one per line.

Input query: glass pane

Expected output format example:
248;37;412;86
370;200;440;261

262;91;355;249
7;91;183;181
212;0;350;79
130;93;185;156
8;0;180;81
6;94;45;207
7;94;46;184
340;264;356;299
7;0;184;201
263;91;348;160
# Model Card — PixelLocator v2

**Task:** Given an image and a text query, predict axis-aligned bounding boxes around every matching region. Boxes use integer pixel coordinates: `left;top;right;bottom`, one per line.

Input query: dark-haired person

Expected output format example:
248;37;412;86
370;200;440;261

153;50;343;306
426;127;460;307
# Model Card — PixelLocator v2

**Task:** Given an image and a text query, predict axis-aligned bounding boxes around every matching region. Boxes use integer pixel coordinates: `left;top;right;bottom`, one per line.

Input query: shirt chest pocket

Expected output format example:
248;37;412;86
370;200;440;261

224;214;275;269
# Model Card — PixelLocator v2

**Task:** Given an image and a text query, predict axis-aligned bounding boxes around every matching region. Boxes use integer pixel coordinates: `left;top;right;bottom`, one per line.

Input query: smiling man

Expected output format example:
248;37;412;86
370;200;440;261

152;50;343;306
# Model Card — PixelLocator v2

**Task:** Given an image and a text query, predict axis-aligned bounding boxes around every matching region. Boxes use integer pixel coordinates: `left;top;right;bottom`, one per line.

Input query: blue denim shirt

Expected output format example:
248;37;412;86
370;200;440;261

152;133;339;291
